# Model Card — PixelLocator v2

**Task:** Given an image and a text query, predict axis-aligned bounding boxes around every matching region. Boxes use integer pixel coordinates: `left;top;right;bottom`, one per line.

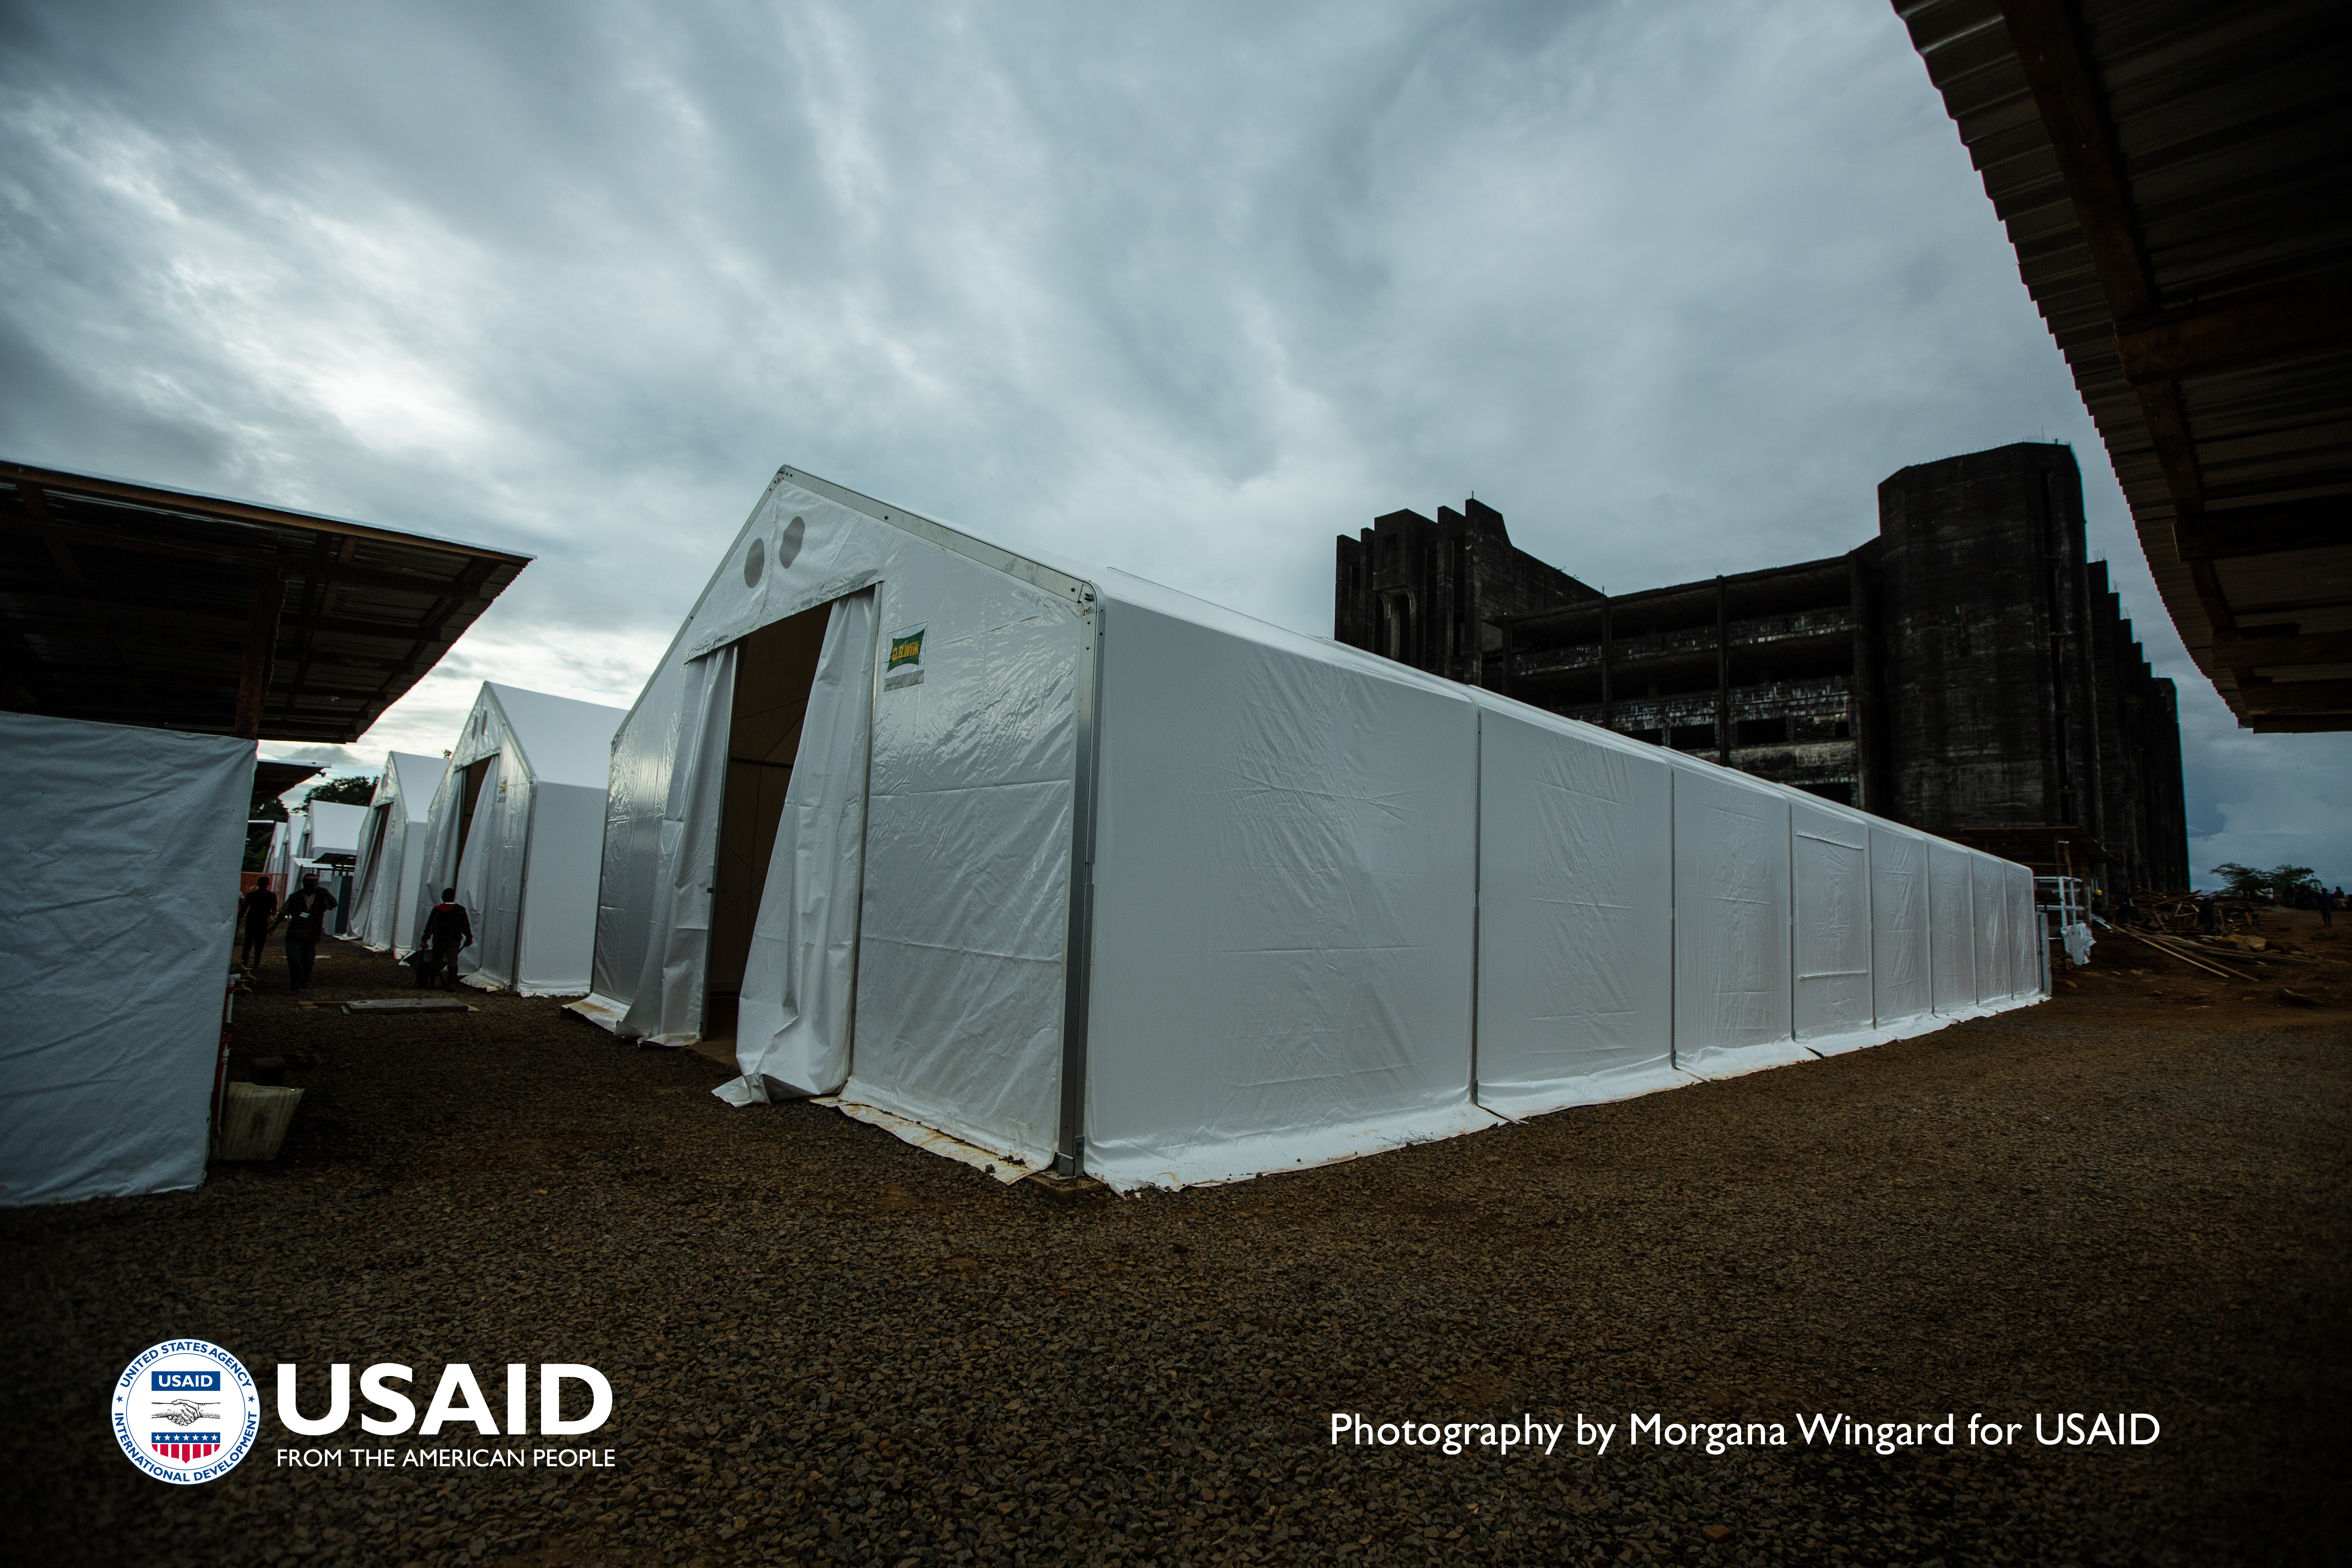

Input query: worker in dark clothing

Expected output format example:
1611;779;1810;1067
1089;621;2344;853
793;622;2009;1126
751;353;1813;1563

276;872;337;991
418;888;474;991
238;883;278;968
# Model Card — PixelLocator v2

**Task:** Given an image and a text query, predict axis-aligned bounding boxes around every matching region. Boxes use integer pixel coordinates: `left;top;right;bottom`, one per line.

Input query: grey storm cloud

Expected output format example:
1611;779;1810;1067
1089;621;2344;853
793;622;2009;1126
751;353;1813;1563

2;0;2343;883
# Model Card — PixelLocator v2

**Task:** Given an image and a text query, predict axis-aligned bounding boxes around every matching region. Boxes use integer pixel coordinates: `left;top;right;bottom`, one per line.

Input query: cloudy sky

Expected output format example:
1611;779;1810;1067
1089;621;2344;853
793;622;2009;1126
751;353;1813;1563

4;0;2342;886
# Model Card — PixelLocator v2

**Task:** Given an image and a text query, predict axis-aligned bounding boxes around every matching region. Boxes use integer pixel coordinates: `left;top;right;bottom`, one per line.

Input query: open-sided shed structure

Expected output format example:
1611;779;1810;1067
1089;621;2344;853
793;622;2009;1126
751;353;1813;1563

349;751;451;955
1;461;529;742
1894;0;2349;731
580;468;2045;1192
416;684;624;996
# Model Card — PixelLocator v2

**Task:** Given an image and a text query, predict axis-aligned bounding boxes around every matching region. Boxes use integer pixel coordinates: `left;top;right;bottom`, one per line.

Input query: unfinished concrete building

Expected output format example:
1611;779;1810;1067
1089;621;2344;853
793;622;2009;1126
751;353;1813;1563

1335;442;2190;891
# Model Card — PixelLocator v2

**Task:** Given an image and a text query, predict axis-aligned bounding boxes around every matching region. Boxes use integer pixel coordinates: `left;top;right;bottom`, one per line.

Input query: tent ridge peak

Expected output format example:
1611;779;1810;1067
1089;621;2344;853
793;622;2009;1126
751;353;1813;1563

775;465;1098;610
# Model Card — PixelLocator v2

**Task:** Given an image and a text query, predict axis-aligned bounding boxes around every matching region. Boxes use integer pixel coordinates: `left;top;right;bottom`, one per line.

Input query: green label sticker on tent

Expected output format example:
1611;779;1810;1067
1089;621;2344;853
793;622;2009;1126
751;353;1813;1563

884;625;926;690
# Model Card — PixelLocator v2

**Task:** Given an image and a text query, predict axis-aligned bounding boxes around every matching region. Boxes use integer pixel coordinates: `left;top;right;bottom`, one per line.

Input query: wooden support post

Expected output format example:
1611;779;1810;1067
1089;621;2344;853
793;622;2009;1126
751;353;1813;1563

235;570;283;740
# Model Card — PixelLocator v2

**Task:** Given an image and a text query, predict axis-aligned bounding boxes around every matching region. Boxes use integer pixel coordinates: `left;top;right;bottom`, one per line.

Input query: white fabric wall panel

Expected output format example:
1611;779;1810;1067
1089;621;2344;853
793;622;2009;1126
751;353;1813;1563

2011;864;2042;999
592;653;691;1013
388;808;427;952
1929;841;1977;1015
1670;764;1806;1078
1972;851;2010;1007
1869;826;1933;1027
451;753;507;985
0;715;251;1207
350;800;396;946
1791;800;1876;1053
845;548;1083;1172
1085;589;1490;1192
514;782;608;996
1473;704;1684;1116
616;648;736;1043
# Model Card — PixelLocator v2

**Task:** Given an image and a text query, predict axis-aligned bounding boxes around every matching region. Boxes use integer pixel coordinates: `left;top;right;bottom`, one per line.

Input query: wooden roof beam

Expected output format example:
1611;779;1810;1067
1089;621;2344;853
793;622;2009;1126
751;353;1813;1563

2236;679;2352;717
2174;495;2349;561
2117;285;2352;386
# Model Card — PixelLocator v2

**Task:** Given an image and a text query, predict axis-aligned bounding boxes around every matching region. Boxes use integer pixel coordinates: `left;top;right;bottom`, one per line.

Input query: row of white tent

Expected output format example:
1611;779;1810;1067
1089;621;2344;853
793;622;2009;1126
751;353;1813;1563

563;467;2047;1192
339;686;625;994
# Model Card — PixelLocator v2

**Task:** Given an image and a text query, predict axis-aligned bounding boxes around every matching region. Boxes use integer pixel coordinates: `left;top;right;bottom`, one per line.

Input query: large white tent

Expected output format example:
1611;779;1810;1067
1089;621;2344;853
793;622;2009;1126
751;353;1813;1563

580;467;2046;1192
414;683;624;996
297;800;367;862
0;713;251;1207
348;751;450;954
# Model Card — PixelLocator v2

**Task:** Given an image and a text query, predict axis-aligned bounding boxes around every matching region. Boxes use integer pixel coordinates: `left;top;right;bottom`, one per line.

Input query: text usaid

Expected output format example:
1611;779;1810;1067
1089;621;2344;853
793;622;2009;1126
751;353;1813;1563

276;1364;612;1438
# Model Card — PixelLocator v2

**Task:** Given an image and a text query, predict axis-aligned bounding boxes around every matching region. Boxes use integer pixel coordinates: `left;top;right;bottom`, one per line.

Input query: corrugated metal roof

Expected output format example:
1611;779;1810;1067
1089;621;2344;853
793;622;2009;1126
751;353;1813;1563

0;462;531;744
1894;0;2350;731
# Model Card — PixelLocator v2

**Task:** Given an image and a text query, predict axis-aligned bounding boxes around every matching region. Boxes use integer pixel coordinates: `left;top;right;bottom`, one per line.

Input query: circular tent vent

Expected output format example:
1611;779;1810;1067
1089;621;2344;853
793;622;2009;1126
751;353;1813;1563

742;535;766;586
778;514;806;570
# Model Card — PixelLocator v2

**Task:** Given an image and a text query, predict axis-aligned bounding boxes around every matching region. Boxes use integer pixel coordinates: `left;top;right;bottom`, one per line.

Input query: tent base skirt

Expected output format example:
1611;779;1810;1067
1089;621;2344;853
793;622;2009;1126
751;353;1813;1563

1679;1040;1822;1082
1087;1102;1507;1195
564;994;629;1033
815;1098;1038;1185
1477;1062;1704;1122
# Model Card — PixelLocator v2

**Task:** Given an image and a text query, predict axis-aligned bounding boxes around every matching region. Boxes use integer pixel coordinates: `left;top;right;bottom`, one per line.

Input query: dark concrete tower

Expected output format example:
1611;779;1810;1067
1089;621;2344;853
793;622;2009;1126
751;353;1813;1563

1334;499;1598;684
1876;443;2101;838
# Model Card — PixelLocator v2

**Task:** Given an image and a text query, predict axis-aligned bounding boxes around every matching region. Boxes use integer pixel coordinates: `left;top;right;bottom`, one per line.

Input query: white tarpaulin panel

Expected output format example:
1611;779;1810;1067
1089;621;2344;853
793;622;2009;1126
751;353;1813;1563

1472;699;1686;1115
417;684;622;996
1973;851;2010;1006
1929;840;1978;1016
2007;862;2042;1000
737;590;876;1097
1672;764;1805;1078
1868;825;1933;1028
0;714;250;1207
1791;798;1876;1054
843;552;1084;1170
1084;575;1493;1190
617;646;736;1044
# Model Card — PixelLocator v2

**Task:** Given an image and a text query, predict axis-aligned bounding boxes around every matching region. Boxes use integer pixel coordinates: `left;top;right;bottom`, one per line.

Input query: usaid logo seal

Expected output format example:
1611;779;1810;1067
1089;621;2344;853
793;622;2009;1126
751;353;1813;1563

111;1340;261;1484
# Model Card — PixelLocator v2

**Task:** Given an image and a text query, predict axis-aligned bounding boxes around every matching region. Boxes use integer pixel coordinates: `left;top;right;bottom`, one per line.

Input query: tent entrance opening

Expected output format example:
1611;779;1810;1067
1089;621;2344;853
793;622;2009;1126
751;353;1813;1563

354;800;392;913
452;757;492;871
705;606;831;1044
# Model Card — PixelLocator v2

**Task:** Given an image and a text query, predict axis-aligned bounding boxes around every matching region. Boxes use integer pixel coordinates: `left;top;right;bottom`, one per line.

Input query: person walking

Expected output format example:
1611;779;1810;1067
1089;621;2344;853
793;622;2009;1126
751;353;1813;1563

276;872;337;992
418;888;474;991
238;881;278;969
2321;885;2337;928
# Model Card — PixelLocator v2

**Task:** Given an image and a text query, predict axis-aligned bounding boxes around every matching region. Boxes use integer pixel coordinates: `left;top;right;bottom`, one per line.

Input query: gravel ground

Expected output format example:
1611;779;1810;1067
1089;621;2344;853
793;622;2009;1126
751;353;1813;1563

4;920;2347;1568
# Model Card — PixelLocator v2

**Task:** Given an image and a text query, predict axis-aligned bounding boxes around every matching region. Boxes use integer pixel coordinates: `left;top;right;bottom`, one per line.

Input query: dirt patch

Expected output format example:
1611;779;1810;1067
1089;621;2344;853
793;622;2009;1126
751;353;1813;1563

1;931;2345;1566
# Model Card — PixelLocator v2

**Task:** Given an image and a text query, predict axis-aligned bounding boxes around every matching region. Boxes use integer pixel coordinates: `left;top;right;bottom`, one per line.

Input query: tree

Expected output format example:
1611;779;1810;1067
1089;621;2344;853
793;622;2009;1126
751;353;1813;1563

2207;862;2319;902
304;775;378;806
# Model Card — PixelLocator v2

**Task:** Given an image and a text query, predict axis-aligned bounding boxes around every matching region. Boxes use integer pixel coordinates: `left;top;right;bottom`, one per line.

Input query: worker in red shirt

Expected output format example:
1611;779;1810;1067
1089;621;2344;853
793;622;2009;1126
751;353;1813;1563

417;888;474;991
